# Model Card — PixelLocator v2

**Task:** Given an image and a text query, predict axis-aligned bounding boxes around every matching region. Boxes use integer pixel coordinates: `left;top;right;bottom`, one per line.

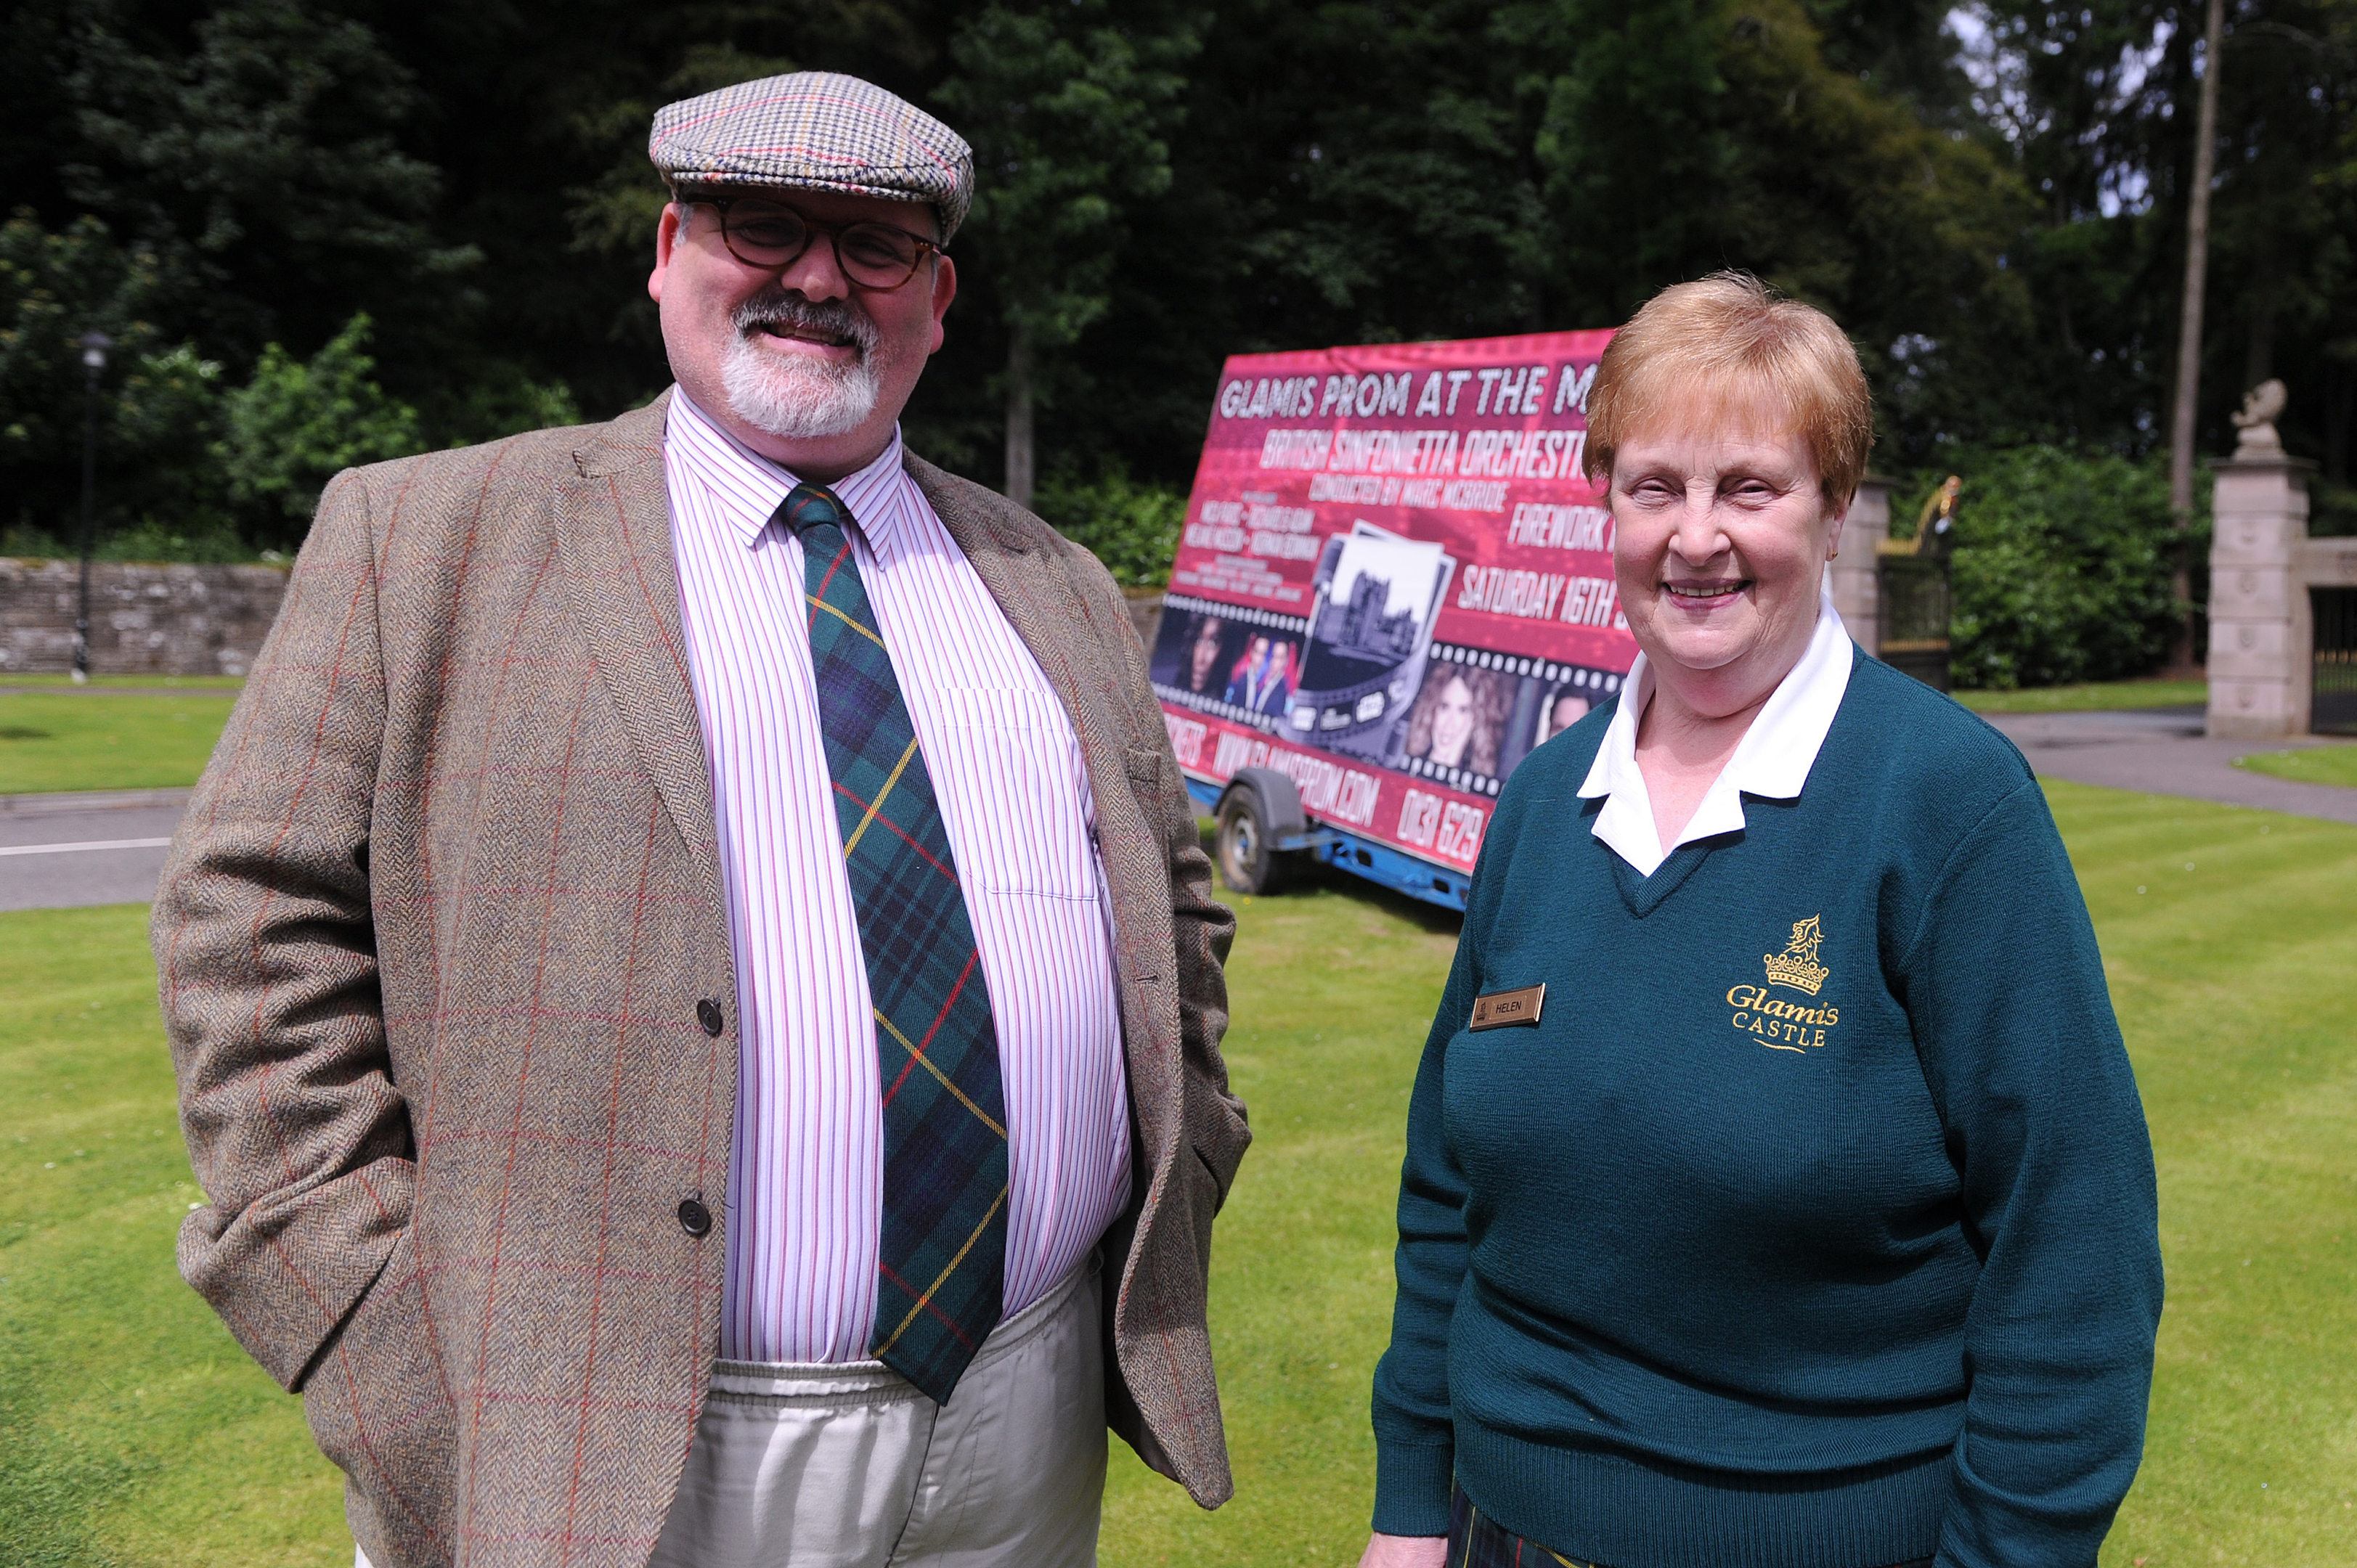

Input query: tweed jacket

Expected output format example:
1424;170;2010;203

153;394;1248;1568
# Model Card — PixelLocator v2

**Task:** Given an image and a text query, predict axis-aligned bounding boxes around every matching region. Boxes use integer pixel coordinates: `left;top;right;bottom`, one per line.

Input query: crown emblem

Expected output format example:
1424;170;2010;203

1762;915;1829;995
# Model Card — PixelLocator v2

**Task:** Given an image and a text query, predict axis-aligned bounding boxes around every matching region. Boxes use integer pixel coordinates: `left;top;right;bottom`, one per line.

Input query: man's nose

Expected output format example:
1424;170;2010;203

773;237;851;303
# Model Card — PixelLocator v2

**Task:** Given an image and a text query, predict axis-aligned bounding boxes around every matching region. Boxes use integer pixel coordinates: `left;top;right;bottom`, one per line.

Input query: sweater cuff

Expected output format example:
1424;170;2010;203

1369;1438;1454;1536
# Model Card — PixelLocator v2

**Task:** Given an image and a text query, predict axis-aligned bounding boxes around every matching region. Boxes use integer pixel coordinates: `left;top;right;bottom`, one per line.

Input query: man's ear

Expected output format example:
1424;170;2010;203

648;204;683;304
926;254;957;355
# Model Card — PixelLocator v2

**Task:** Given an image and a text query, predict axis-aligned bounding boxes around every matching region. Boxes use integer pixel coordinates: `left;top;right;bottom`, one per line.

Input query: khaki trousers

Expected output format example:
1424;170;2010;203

354;1257;1103;1568
647;1253;1105;1568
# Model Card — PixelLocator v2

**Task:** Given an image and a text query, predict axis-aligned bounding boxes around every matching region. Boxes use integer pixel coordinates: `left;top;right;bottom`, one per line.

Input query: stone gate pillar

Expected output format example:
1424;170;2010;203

2207;385;2317;739
1830;475;1891;651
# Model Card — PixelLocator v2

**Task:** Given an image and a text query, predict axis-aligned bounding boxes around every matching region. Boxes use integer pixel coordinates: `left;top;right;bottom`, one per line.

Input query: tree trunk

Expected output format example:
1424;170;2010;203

1004;321;1035;508
2165;0;2226;676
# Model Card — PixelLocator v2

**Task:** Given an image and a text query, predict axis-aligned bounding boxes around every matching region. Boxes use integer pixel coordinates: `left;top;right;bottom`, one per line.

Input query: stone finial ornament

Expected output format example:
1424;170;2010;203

2231;378;2287;455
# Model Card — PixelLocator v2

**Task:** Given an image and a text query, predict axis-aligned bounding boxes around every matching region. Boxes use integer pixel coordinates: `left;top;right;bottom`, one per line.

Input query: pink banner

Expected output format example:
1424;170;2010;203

1152;329;1637;873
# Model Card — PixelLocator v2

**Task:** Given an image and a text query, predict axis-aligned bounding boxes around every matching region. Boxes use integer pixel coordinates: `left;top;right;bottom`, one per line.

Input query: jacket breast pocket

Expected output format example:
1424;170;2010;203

930;687;1100;900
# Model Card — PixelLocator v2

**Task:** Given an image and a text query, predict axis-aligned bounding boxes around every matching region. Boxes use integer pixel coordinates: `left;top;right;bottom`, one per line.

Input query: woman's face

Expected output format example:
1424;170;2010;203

1189;619;1224;690
1609;409;1844;716
1429;675;1475;767
1549;693;1590;735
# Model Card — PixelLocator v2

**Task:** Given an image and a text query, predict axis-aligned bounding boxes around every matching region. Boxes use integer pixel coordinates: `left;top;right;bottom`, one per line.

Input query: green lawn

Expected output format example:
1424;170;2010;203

0;675;248;691
1955;677;2208;714
0;693;237;795
4;783;2353;1564
0;905;349;1568
2235;743;2357;789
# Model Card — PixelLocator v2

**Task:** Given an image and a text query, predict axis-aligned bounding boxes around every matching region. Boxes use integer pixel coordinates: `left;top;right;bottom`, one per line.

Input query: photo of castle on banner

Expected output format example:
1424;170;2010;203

1157;326;1632;886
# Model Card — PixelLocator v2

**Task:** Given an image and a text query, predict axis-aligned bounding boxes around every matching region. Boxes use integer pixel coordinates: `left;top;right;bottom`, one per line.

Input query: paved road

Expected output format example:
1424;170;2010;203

2;708;2351;913
1982;706;2357;826
0;788;191;912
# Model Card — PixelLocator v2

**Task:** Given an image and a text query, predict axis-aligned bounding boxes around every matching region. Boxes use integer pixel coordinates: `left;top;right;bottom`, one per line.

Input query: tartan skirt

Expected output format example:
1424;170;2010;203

1444;1485;1934;1568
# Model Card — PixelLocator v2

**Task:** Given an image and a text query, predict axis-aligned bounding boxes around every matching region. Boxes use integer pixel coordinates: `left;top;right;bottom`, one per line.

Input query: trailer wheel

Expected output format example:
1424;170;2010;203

1216;789;1293;896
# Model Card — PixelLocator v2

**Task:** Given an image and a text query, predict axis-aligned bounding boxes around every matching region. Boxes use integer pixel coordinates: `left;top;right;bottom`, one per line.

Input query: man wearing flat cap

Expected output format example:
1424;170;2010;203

156;70;1248;1568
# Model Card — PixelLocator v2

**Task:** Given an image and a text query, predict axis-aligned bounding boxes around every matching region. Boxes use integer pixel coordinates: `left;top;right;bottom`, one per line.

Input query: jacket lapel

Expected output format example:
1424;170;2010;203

907;456;1185;1152
554;391;722;888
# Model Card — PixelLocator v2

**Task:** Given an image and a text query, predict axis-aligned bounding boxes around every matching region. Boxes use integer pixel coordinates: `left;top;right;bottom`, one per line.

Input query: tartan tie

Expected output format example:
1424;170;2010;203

780;481;1009;1405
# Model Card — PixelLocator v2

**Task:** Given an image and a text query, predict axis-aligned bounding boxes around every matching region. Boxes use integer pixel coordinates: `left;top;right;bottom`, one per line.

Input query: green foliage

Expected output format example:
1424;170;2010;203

0;213;250;552
60;0;465;354
1932;446;2199;690
439;367;584;448
0;213;171;462
938;1;1201;357
217;314;425;542
5;0;2356;550
1032;459;1186;586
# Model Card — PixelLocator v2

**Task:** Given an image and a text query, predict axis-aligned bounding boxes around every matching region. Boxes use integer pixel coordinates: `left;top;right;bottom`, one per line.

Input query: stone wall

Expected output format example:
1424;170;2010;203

0;558;288;677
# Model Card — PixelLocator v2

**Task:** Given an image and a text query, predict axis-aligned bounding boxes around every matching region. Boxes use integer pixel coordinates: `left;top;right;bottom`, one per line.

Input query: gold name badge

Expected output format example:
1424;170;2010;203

1469;983;1546;1031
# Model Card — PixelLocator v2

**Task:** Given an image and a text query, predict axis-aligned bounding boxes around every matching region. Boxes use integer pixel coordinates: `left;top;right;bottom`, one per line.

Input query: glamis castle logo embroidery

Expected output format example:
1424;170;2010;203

1762;915;1830;996
1725;914;1840;1053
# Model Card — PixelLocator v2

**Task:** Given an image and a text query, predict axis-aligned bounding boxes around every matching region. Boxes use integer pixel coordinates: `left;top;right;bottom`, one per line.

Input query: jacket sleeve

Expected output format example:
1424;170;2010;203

1367;870;1486;1537
1904;780;2164;1566
151;469;415;1392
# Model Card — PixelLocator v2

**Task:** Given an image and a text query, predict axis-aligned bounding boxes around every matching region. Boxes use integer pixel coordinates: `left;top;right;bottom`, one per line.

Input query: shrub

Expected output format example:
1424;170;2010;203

1921;446;2199;690
1032;458;1187;587
219;314;426;544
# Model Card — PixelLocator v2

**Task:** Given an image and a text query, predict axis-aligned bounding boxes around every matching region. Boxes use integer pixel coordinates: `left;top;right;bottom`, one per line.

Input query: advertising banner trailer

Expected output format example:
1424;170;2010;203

1152;329;1636;890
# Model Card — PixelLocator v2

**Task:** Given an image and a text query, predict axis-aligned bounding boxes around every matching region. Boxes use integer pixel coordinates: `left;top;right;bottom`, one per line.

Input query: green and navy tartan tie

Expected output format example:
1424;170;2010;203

781;481;1009;1405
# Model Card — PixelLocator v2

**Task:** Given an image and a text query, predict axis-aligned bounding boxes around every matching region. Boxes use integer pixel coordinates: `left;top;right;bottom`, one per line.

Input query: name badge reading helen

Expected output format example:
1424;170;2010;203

1470;983;1546;1031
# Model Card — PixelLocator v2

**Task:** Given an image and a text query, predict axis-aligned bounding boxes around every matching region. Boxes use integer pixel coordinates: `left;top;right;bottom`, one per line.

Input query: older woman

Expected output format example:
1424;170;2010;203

1360;275;2162;1568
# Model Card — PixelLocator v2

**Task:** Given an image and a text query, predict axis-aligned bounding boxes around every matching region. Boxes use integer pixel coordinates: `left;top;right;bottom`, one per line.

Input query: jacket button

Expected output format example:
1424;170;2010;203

677;1198;712;1237
697;999;724;1036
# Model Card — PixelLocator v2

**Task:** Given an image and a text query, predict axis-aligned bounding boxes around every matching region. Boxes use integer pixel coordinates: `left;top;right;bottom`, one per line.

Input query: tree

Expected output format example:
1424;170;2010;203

58;0;461;363
935;0;1201;505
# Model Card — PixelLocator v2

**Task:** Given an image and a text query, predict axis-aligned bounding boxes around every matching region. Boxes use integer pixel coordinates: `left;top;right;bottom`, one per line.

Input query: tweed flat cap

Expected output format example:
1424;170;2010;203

650;73;974;243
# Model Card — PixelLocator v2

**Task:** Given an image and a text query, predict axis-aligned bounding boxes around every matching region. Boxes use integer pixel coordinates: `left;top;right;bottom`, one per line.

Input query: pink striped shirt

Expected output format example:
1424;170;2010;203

664;391;1130;1364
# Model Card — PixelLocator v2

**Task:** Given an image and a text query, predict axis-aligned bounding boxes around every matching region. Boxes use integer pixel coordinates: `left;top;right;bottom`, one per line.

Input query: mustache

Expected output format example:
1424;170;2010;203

730;290;880;358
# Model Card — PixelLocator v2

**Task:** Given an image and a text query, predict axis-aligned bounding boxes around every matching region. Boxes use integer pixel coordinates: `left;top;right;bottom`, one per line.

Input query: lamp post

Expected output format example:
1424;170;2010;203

73;330;111;684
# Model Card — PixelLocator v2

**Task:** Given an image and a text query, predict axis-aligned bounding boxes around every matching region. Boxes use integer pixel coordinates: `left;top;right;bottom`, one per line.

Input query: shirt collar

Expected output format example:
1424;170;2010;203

665;388;912;552
1576;590;1855;877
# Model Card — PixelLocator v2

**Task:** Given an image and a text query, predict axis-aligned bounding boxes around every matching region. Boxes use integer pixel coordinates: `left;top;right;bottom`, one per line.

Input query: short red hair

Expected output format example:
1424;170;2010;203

1583;271;1873;509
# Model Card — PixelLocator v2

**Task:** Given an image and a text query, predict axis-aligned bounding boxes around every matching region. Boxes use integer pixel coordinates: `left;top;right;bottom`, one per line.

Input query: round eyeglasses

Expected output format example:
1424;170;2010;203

681;195;941;291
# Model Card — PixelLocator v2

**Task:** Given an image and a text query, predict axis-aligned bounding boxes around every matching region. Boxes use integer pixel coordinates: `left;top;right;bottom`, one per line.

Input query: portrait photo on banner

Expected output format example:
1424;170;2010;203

1394;648;1628;796
1147;593;1305;733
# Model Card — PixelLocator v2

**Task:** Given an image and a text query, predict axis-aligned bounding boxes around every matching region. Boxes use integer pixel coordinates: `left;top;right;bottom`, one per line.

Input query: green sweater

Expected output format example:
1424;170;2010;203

1369;650;2162;1568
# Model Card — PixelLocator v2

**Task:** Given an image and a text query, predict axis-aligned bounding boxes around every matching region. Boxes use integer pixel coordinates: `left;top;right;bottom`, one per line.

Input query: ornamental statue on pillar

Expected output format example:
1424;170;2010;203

2205;380;2319;739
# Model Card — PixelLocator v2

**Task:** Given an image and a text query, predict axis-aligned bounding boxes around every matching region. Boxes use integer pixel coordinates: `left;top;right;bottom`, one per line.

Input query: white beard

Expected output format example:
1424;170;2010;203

719;317;882;440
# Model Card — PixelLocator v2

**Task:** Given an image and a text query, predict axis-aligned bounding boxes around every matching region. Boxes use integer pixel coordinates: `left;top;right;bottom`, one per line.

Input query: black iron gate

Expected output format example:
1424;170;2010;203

2316;588;2357;735
1878;553;1953;693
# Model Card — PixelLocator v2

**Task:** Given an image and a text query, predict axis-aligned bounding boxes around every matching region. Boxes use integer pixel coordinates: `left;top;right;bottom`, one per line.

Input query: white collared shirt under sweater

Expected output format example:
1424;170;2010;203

1579;589;1855;875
